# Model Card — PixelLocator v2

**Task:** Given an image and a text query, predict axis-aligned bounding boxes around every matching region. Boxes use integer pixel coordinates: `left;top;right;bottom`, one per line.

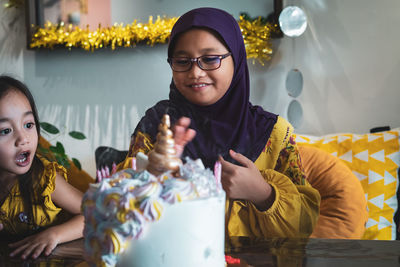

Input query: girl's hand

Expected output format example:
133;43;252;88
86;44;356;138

172;117;196;157
8;173;84;260
0;223;3;231
8;227;60;259
219;150;275;211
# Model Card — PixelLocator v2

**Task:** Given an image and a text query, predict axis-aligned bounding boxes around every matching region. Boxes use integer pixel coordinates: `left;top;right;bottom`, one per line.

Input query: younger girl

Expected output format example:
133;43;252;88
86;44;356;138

0;75;84;259
125;8;320;239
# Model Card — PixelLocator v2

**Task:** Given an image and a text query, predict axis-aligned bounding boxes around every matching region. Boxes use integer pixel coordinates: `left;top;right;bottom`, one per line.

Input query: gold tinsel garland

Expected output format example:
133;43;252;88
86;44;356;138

238;16;278;64
29;15;279;64
30;16;178;51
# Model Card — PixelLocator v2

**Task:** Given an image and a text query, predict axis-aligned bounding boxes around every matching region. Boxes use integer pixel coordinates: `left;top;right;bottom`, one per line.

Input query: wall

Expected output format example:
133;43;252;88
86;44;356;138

0;0;399;176
287;0;400;135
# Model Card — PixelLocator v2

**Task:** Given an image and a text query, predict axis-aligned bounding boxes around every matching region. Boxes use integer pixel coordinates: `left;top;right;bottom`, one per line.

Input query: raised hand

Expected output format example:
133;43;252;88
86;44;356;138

171;117;196;157
219;150;275;211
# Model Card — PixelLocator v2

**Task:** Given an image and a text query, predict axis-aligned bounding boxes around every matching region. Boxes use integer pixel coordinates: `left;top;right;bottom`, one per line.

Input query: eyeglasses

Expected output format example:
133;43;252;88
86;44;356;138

167;52;232;72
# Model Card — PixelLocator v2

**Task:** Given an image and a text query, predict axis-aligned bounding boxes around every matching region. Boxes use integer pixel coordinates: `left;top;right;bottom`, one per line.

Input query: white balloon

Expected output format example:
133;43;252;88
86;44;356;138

287;99;303;128
286;68;303;97
279;6;308;37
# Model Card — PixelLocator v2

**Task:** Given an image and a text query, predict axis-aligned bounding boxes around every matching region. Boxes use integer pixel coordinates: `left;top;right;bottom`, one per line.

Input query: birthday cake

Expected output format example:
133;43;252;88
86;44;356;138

82;115;226;267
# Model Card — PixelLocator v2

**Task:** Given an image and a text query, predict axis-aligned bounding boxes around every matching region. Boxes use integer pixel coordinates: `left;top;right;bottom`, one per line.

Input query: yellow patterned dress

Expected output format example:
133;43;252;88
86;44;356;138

0;156;68;236
121;116;321;238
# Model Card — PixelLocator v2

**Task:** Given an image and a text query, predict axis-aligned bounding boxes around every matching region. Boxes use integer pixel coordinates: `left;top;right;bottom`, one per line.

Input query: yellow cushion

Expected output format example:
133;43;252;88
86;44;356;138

296;128;400;240
38;136;95;192
299;146;368;239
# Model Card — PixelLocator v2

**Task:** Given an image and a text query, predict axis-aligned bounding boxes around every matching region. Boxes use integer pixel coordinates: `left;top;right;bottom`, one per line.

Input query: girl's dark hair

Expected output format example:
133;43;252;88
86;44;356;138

0;75;44;234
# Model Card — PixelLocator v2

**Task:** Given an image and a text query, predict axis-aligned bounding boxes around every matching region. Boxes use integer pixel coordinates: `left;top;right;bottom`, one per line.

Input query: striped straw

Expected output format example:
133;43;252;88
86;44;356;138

132;157;137;171
111;162;117;175
96;169;102;183
214;161;222;190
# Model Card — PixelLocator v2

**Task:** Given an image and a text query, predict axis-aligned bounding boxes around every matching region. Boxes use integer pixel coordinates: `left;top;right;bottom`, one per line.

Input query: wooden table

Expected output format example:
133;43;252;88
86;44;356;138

1;237;399;266
226;237;400;267
0;238;84;266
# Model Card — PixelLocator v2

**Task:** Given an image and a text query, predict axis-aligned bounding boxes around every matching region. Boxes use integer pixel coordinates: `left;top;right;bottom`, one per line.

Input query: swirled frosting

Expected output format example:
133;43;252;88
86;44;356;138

82;157;222;267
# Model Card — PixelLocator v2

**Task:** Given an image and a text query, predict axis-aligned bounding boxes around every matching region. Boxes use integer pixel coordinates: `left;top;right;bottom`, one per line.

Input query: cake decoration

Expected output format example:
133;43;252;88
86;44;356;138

82;114;225;267
146;114;182;176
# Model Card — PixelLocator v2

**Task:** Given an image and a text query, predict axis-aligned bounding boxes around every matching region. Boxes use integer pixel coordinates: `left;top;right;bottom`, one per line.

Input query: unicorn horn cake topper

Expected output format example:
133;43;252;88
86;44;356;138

146;114;182;176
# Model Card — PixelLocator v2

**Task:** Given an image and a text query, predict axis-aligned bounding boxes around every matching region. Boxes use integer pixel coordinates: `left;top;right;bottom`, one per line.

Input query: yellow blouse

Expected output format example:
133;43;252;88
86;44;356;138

226;117;320;238
0;156;68;235
122;116;321;238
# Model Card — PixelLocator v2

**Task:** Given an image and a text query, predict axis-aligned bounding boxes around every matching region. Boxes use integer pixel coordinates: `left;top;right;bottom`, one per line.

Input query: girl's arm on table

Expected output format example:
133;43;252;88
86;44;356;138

9;173;84;259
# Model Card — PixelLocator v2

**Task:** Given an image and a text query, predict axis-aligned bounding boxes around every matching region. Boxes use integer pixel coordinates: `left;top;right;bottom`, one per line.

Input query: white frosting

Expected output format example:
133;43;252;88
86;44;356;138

135;152;149;172
118;194;225;267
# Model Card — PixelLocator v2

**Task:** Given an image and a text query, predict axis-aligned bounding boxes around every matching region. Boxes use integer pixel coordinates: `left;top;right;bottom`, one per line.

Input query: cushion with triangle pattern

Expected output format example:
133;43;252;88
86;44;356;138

295;128;400;240
298;146;368;239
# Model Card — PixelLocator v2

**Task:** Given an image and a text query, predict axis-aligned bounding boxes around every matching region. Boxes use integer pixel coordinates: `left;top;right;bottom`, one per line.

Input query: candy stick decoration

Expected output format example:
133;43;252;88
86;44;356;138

96;170;102;183
214;161;222;190
96;165;115;183
111;162;117;175
105;166;110;177
131;157;137;171
101;167;107;179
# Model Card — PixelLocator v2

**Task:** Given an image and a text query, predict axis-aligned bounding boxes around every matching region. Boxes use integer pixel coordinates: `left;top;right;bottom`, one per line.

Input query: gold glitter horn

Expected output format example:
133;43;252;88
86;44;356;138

147;114;182;176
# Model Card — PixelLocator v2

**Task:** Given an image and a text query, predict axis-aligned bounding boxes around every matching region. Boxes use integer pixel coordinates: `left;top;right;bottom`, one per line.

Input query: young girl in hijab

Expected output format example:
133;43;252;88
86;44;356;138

124;7;320;238
0;75;84;259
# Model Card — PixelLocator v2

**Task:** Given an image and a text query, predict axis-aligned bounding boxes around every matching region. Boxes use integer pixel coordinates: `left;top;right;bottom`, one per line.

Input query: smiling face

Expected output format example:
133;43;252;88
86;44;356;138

171;28;234;106
0;90;38;179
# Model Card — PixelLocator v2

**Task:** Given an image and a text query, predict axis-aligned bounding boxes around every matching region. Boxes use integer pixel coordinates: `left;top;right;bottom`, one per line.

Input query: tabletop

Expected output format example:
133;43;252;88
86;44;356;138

1;237;400;267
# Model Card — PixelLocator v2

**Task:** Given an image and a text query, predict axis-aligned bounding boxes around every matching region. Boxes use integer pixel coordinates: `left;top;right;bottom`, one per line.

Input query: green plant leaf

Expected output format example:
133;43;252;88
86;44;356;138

54;154;62;163
56;142;65;154
55;154;70;169
72;158;82;170
49;145;59;154
62;159;71;169
69;131;86;140
40;122;59;134
50;142;65;155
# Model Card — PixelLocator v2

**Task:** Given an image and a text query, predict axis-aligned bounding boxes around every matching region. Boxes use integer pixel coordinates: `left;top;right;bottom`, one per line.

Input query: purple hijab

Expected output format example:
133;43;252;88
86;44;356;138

133;7;277;168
